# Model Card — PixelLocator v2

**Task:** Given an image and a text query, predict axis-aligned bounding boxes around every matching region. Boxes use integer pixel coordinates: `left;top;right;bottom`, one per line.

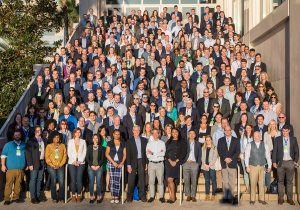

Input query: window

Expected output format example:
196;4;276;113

124;0;141;4
162;0;179;4
143;0;160;4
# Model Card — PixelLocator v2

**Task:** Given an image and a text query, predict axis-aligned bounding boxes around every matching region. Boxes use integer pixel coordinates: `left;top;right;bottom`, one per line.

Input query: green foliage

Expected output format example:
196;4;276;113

0;0;62;118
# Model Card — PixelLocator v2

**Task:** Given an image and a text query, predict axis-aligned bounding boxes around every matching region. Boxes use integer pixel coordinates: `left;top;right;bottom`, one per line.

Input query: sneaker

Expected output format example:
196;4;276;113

4;201;10;205
110;199;115;204
186;196;191;201
114;199;120;204
71;196;77;202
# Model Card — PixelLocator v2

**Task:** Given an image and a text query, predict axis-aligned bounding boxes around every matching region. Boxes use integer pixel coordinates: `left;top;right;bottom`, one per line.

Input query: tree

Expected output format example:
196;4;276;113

58;0;79;42
0;0;62;118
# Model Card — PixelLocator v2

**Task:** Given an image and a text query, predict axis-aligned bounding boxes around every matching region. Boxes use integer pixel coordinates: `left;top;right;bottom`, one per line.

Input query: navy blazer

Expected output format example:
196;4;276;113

126;137;148;169
272;136;299;167
179;107;199;125
184;140;202;164
243;91;258;109
217;136;240;169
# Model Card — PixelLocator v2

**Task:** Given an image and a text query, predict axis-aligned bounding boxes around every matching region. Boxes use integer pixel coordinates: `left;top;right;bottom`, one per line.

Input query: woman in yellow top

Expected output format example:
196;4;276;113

45;130;67;203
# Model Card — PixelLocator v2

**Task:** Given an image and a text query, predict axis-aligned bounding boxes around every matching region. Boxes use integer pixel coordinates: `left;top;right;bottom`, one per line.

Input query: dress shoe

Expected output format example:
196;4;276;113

167;199;175;204
76;196;81;202
232;196;238;205
258;200;267;205
148;197;155;203
186;196;191;201
159;198;165;203
215;188;223;193
89;199;95;204
4;201;10;205
204;195;210;201
287;200;295;205
97;199;103;204
31;198;40;204
191;197;196;202
278;198;284;205
71;196;77;202
12;199;24;203
250;201;255;205
141;197;147;202
210;195;216;201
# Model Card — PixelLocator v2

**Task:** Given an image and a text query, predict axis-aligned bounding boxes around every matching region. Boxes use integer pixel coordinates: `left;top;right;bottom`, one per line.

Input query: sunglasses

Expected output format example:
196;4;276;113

161;91;167;93
69;89;75;91
271;96;276;98
213;106;219;108
122;86;127;88
203;91;209;93
278;117;285;119
182;95;188;97
134;98;139;100
167;101;172;103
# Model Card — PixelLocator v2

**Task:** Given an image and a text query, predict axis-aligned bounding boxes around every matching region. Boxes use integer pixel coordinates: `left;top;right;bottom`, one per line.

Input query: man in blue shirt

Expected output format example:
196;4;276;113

1;129;26;205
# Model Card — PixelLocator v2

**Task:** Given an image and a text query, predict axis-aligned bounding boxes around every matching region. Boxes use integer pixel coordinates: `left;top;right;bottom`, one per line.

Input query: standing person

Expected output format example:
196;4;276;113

146;129;166;203
26;126;46;204
45;131;67;203
67;128;87;202
272;125;299;205
217;126;240;204
202;135;218;201
165;128;187;203
105;130;126;204
126;125;148;203
245;131;271;205
183;130;201;202
86;134;105;203
1;129;26;205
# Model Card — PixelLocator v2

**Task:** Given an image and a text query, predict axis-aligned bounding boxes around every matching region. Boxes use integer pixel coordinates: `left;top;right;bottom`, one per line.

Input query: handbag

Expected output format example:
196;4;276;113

269;180;278;194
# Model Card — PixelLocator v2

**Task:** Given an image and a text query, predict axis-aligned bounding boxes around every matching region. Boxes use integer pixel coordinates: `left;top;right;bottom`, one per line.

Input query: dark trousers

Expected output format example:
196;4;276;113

0;170;5;201
127;159;146;199
68;164;85;195
204;169;217;195
87;166;103;197
277;160;295;200
47;166;64;200
29;160;45;199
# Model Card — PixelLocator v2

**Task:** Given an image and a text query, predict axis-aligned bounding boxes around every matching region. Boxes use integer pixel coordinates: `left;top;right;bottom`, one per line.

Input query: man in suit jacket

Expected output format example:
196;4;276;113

179;116;198;141
123;104;143;139
253;114;268;140
243;82;258;109
126;125;148;202
179;98;199;126
184;16;193;35
108;115;128;141
183;130;202;201
155;107;174;128
77;117;93;145
250;53;267;74
230;102;256;130
272;125;299;205
171;5;182;21
212;88;231;118
85;92;100;115
191;8;199;25
277;113;294;137
196;88;213;116
217;126;240;204
87;8;98;28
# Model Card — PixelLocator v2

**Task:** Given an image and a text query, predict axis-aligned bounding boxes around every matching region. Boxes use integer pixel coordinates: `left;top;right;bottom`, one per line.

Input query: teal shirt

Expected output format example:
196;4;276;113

167;107;178;122
1;141;26;170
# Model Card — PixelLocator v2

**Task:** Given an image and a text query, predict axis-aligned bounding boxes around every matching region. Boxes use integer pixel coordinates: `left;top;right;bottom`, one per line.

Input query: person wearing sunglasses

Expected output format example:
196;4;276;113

277;113;294;137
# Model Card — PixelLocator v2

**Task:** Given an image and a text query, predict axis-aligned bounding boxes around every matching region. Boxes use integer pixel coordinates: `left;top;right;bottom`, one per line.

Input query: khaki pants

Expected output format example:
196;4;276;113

221;167;236;200
216;170;222;188
249;165;265;202
4;169;24;201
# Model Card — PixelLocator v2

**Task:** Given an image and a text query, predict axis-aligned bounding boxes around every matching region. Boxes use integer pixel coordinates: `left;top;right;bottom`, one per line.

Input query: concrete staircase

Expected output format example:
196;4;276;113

34;172;297;203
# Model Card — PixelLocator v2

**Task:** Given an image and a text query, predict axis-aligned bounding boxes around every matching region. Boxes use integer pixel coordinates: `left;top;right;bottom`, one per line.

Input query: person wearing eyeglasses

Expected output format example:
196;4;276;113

196;88;213;117
277;113;294;137
269;93;282;115
272;125;299;205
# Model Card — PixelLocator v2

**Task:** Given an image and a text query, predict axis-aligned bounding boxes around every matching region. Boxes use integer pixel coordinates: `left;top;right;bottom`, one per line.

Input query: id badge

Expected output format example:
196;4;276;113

55;148;59;159
16;149;21;156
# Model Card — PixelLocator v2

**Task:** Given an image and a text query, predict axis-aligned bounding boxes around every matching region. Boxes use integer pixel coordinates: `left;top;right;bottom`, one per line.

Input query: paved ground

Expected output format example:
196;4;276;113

0;200;299;210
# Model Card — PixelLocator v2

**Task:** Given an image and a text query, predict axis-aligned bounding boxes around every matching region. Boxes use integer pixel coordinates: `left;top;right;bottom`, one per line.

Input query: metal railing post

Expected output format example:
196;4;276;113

121;166;124;205
65;164;68;204
237;165;240;205
180;165;183;205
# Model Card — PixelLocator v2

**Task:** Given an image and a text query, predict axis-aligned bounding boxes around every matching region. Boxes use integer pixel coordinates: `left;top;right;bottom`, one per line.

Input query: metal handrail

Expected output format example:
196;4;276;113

121;166;124;204
179;164;183;205
0;64;47;140
65;164;68;203
237;165;241;205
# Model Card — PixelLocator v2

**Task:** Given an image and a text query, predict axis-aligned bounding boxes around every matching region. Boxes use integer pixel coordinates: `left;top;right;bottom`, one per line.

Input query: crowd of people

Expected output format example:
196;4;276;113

0;4;299;207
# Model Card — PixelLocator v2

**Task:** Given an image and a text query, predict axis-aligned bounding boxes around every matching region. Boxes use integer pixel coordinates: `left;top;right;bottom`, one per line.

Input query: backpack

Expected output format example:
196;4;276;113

269;180;278;194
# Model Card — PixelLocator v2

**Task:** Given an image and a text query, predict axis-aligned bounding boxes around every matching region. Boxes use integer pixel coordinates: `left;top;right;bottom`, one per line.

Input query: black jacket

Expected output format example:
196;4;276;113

183;140;202;164
25;137;47;170
217;136;240;169
272;136;299;167
86;144;105;167
126;137;148;170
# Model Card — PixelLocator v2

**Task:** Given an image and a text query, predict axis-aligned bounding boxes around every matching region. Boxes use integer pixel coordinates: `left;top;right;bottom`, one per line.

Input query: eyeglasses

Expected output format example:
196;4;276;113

161;91;167;93
134;98;139;100
182;95;188;97
271;96;276;98
69;89;75;92
150;104;156;107
167;101;172;103
213;106;219;108
278;117;285;119
121;86;127;88
203;91;209;93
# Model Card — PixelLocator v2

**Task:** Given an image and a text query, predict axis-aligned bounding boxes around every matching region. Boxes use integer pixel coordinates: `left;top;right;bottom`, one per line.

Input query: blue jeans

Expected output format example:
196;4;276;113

29;160;45;199
47;166;64;200
88;166;103;197
68;164;85;195
241;160;250;188
204;169;217;195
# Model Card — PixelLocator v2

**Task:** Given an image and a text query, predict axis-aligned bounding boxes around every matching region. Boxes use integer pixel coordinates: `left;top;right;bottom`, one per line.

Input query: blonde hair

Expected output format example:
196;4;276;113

203;135;215;148
267;119;278;134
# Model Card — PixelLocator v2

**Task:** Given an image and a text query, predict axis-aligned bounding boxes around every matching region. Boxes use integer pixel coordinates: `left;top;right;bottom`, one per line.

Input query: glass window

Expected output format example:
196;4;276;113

182;7;197;16
144;7;160;15
162;0;179;4
106;0;122;4
199;0;217;3
124;0;141;4
143;0;160;4
125;7;140;15
181;0;198;3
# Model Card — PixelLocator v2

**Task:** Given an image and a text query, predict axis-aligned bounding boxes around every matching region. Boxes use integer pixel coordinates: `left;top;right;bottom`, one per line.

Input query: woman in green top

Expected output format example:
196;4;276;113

98;125;111;192
166;97;178;122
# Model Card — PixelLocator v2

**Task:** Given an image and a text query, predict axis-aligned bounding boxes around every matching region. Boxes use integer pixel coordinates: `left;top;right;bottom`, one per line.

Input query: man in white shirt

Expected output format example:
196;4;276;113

245;131;271;205
146;129;166;203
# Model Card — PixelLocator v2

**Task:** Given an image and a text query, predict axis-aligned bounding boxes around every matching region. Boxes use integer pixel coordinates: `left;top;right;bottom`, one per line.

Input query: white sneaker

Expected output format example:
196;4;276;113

110;199;115;204
114;199;120;204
